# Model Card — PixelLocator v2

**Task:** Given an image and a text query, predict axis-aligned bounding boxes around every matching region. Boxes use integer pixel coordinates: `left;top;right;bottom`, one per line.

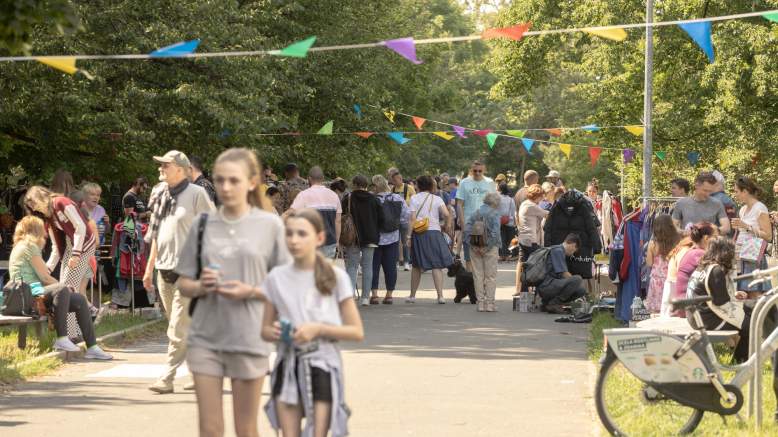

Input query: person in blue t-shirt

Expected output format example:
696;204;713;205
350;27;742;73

537;233;587;314
455;158;496;271
448;177;462;260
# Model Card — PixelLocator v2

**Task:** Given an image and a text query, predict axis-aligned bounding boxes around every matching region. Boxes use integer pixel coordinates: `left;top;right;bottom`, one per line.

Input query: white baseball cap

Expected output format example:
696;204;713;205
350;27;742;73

709;170;725;186
545;170;561;178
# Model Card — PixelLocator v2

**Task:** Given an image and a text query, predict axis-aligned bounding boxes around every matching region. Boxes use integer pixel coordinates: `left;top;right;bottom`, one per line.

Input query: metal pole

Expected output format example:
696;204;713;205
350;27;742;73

621;162;625;213
131;268;135;319
643;0;654;198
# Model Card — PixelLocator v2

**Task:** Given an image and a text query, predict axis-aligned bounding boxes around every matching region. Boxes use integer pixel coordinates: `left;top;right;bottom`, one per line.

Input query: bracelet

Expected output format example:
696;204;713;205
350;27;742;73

248;286;257;299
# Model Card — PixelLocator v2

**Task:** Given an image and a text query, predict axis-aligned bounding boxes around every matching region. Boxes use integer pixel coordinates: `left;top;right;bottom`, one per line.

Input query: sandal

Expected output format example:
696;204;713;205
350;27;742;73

369;296;380;305
382;297;393;305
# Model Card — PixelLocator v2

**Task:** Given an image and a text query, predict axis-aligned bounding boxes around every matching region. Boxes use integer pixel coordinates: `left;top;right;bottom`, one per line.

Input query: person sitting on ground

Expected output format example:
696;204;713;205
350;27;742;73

536;233;587;314
7;216;112;359
463;191;502;312
670;178;690;198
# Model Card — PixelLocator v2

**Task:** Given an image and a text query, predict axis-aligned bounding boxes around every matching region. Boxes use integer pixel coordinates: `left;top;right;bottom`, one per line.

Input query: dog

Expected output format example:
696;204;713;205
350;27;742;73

446;261;477;304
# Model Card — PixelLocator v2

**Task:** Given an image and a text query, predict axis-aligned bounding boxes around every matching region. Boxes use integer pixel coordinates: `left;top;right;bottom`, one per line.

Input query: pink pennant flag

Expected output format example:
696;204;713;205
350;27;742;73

377;37;424;65
413;117;426;130
453;126;467;138
471;129;493;137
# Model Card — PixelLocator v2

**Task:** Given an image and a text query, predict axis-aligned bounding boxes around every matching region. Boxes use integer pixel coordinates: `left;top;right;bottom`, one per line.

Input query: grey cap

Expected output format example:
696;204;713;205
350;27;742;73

153;150;190;169
545;170;561;178
710;170;725;186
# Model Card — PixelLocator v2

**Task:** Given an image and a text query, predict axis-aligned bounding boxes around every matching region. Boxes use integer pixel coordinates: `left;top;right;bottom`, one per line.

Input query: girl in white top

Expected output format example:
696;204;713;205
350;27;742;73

731;176;773;298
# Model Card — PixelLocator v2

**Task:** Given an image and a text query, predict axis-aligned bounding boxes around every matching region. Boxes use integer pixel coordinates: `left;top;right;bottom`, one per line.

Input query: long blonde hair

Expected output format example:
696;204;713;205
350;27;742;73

24;186;59;217
14;216;47;249
286;208;337;295
214;148;273;212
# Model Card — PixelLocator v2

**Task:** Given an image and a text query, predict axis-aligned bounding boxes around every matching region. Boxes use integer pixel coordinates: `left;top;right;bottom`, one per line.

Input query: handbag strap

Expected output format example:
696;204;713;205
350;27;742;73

195;213;208;280
418;193;431;214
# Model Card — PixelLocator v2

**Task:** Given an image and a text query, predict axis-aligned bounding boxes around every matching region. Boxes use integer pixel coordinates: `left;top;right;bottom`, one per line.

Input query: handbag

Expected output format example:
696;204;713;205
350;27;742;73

413;194;433;233
703;264;745;329
500;216;509;226
738;234;767;263
1;276;39;319
188;213;209;317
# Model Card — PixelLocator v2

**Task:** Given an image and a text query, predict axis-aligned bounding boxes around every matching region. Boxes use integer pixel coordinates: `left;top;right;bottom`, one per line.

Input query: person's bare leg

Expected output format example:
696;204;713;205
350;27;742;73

313;400;333;437
515;261;523;294
455;231;462;256
275;395;304;437
410;267;422;297
231;376;264;437
79;277;93;307
466;260;472;272
194;373;225;437
432;269;444;298
398;240;403;262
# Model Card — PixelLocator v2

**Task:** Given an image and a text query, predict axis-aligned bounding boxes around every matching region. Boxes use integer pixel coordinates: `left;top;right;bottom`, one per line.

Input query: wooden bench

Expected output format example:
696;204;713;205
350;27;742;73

636;317;739;345
0;315;50;349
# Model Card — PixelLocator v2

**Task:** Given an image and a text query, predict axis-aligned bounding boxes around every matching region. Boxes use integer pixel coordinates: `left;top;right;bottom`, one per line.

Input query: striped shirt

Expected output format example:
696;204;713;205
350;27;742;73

46;197;96;272
289;185;342;245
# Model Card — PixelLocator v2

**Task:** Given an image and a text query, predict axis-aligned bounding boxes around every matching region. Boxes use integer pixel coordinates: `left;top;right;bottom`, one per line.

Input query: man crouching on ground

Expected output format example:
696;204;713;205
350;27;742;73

537;233;587;314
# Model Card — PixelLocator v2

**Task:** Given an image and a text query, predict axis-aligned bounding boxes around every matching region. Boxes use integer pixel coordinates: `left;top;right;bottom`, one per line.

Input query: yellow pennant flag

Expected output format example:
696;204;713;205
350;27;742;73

559;143;572;159
624;126;644;136
36;57;94;80
583;27;628;42
383;111;395;123
432;132;455;140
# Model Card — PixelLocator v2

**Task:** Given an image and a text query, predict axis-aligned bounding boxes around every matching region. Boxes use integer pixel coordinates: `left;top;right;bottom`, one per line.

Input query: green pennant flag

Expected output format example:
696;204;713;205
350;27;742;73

654;151;667;160
763;12;778;23
271;36;318;57
506;130;526;137
486;132;498;148
316;120;333;135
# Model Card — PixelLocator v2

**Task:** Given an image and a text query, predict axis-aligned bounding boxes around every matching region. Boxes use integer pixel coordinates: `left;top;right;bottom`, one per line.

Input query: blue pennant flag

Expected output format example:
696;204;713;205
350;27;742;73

581;124;599;131
678;22;714;63
521;138;534;155
353;105;361;117
687;151;700;167
150;40;201;57
217;130;229;139
388;132;411;144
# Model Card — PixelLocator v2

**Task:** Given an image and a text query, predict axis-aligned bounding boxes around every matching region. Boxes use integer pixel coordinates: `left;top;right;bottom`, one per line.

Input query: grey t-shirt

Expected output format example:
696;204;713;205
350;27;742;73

672;196;727;230
155;184;213;270
174;207;292;355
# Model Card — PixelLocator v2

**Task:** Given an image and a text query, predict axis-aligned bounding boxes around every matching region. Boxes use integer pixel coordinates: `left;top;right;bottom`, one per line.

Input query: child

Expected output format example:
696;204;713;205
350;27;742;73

646;214;681;313
262;208;364;437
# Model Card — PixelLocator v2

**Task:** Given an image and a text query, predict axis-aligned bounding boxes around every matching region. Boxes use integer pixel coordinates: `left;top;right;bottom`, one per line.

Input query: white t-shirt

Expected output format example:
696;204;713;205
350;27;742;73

409;192;446;231
736;201;769;249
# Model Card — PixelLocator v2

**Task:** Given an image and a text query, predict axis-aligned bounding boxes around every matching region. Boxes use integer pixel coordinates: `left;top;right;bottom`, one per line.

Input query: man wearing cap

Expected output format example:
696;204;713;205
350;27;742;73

709;170;737;237
279;162;310;213
546;170;566;192
494;174;514;197
143;150;213;394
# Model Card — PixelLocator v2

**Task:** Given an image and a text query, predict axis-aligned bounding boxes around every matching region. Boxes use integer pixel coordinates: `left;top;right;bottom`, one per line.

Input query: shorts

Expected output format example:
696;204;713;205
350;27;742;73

272;359;333;402
463;240;471;261
520;243;540;263
187;347;269;380
454;222;461;231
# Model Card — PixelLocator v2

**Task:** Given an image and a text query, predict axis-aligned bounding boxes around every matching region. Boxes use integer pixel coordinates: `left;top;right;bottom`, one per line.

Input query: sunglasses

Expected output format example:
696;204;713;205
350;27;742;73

472;169;483;173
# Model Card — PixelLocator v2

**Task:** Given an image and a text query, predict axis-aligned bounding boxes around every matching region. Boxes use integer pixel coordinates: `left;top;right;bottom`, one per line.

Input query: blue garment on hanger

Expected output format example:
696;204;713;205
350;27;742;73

621;221;643;322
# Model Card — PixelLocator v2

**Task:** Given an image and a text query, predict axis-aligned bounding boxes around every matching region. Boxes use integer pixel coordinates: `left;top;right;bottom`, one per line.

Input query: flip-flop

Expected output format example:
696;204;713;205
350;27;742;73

382;297;393;305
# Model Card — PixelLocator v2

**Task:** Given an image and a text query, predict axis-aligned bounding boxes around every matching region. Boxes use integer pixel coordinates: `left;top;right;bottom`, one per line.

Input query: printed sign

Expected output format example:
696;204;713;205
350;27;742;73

608;331;708;383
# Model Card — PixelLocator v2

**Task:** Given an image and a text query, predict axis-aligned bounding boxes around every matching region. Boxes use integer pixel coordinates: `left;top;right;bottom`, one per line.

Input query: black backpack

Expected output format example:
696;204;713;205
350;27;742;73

1;276;39;318
379;194;402;232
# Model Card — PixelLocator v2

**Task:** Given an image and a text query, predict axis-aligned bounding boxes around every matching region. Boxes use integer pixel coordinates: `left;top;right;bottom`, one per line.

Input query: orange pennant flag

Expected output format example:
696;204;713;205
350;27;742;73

354;132;374;138
413;117;426;130
545;129;563;135
589;147;602;166
481;23;532;41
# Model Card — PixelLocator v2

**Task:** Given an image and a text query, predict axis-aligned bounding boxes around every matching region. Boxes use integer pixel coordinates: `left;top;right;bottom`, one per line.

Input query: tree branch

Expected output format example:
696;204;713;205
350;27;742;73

1;129;36;144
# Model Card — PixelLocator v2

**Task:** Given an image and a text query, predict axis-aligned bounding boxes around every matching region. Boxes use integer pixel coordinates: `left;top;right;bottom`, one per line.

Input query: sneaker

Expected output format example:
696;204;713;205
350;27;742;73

52;337;81;352
360;298;369;306
149;380;174;394
422;269;430;274
89;305;99;317
546;304;567;315
358;266;362;275
437;297;446;304
455;254;461;261
405;296;415;303
183;381;196;390
486;304;497;312
84;346;113;360
404;262;410;271
477;303;485;312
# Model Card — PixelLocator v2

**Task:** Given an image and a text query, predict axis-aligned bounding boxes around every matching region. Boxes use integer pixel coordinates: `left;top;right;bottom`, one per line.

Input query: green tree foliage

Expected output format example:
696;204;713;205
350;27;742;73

0;0;78;55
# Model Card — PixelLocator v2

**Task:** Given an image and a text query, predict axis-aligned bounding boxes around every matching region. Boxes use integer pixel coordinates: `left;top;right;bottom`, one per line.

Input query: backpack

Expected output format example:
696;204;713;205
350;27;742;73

520;247;553;287
469;210;495;247
340;193;358;247
379;194;402;233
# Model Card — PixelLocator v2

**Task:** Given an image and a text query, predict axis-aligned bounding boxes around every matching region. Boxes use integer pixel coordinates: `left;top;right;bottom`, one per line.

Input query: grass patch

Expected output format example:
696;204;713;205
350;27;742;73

588;312;778;436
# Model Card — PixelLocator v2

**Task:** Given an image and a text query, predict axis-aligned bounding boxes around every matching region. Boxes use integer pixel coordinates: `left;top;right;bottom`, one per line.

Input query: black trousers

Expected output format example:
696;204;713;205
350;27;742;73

44;283;97;347
499;225;514;258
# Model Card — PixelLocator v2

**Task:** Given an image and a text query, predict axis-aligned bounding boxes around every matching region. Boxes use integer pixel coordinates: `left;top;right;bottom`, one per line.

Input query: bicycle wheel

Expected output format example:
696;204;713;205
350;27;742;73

595;353;704;436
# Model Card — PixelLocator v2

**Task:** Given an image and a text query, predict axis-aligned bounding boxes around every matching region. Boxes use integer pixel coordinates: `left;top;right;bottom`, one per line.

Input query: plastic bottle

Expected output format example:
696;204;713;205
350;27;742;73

97;219;105;245
631;296;643;310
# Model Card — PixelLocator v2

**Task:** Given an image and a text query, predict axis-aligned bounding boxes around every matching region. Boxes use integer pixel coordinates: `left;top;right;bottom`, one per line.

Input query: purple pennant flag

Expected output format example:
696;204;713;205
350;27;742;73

453;126;467;138
624;150;636;164
377;37;424;65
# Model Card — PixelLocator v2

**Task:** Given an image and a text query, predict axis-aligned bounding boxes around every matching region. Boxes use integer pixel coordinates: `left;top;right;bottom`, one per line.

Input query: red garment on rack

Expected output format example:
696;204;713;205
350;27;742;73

620;226;631;280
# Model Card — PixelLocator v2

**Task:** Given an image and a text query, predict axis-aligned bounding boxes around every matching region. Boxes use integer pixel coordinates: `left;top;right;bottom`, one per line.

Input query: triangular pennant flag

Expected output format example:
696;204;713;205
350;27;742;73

589;147;602;166
413;117;426;130
150;40;200;57
678;22;714;63
486;133;498;149
654;151;667;160
216;130;229;138
559;144;571;159
764;12;778;23
377;37;424;64
354;132;374;138
753;152;762;166
36;57;94;80
545;129;563;135
625;126;644;136
353;105;361;117
453;126;467;138
583;27;628;41
316;121;333;135
77;133;85;139
268;36;317;57
521;139;534;155
432;132;455;140
687;151;700;167
481;23;532;41
581;125;599;131
624;150;636;164
506;130;526;137
472;129;493;137
388;132;411;144
383;111;395;123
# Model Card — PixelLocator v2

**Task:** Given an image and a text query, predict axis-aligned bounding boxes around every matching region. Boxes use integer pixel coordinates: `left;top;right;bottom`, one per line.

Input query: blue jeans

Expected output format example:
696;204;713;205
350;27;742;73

463;240;471;261
347;245;375;299
398;223;410;262
372;242;399;291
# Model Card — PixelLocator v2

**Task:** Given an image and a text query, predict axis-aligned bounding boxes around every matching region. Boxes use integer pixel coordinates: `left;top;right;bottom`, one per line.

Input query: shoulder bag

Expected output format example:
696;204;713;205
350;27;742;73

413;194;434;233
702;264;745;329
188;213;209;317
1;275;39;319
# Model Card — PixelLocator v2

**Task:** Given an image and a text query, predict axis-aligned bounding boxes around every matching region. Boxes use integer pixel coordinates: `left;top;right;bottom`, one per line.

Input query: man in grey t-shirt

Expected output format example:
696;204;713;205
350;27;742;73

672;171;731;235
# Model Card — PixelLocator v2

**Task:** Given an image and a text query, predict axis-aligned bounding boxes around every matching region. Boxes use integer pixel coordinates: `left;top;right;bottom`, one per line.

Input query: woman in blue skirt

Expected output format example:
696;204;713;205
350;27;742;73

404;175;454;304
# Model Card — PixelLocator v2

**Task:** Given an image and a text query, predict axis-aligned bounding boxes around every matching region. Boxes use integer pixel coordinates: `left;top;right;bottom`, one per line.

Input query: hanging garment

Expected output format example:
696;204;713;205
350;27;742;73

543;190;602;278
620;221;643;322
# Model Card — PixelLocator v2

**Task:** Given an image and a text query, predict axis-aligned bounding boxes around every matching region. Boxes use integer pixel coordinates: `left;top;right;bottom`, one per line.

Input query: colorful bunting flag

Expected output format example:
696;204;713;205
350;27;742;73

678;22;714;63
625;126;644;136
36;57;94;80
486;133;498;149
764;12;778;23
354;132;374;138
654;151;667;160
589;147;602;166
521;139;534;155
383;111;395;123
269;36;317;57
624;150;636;164
316;121;333;135
217;130;229;138
506;130;526;137
583;27;628;41
480;23;532;41
378;37;424;64
559;144;571;159
388;132;411;144
545;129;563;135
687;151;700;167
353;105;361;117
471;129;493;137
413;117;426;130
432;132;455;140
453;126;467;138
753;152;762;166
581;125;599;131
150;40;200;57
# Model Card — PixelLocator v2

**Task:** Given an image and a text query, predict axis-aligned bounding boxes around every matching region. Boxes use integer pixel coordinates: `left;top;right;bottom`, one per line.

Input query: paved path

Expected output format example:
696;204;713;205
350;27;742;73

0;261;595;436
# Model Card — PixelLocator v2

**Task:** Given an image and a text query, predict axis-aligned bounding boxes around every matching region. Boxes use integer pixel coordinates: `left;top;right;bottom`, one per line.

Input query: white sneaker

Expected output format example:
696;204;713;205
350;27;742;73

405;296;415;303
83;346;113;360
437;297;446;304
404;262;410;271
361;298;370;306
52;338;81;352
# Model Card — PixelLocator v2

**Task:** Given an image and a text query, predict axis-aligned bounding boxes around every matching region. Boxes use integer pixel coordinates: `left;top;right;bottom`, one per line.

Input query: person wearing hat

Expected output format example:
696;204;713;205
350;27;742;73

278;162;309;213
708;170;737;237
494;174;514;197
143;150;214;394
545;170;566;192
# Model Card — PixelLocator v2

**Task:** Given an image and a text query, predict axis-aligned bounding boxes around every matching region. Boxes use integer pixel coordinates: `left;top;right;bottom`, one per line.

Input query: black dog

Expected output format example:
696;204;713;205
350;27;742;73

446;261;477;304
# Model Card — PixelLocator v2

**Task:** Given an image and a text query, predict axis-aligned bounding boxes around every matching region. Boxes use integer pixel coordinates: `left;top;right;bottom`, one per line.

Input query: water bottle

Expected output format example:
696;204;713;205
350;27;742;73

631;296;643;310
96;219;105;245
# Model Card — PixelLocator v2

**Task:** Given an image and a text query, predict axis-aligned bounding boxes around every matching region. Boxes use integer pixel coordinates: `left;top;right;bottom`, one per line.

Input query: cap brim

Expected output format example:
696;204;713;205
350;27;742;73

153;156;174;164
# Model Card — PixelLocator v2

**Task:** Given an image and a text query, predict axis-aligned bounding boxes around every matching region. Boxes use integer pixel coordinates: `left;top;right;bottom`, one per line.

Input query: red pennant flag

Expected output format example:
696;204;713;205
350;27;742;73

545;129;563;135
753;152;762;166
354;132;374;138
471;129;493;137
412;117;426;130
589;147;602;166
481;23;532;41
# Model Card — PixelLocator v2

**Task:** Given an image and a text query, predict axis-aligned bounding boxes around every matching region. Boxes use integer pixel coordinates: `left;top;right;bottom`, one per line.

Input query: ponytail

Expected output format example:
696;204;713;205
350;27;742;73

314;251;337;296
